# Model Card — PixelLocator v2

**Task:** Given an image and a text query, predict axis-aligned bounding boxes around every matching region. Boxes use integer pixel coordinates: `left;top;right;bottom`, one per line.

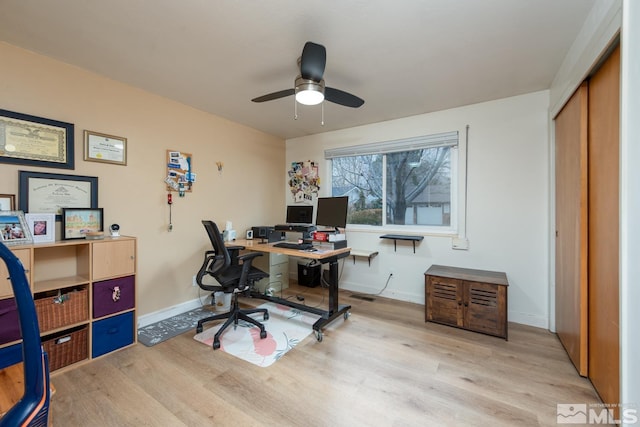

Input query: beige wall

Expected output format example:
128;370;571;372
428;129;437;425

0;42;285;317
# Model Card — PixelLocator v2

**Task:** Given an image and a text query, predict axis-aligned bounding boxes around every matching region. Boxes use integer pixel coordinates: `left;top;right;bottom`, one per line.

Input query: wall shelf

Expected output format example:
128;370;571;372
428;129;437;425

380;234;424;253
349;249;378;266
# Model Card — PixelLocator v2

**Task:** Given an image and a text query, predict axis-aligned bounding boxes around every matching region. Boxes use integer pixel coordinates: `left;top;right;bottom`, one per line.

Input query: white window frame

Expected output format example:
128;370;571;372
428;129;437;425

325;131;465;236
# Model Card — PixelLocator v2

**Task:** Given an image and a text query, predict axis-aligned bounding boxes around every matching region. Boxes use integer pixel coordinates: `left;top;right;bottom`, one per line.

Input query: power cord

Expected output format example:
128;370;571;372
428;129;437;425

351;272;393;300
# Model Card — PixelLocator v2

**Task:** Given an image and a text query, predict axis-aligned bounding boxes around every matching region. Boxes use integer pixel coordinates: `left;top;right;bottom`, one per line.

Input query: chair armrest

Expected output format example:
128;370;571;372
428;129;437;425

237;252;263;263
237;252;264;289
226;245;245;251
196;251;224;287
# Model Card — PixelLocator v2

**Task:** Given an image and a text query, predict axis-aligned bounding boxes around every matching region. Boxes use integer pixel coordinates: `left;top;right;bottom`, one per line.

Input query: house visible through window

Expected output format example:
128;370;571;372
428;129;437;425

325;131;458;230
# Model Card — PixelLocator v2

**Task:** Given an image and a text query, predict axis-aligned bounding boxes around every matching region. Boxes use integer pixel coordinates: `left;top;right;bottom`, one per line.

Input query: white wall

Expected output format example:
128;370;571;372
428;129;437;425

287;91;550;328
620;0;640;417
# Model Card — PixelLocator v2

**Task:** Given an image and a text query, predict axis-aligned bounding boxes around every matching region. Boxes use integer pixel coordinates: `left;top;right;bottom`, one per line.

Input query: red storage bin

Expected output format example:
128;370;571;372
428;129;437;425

92;276;135;318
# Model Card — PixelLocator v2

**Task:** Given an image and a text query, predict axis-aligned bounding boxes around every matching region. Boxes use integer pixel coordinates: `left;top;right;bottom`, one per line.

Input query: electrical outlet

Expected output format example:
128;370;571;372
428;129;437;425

452;237;470;250
192;275;198;287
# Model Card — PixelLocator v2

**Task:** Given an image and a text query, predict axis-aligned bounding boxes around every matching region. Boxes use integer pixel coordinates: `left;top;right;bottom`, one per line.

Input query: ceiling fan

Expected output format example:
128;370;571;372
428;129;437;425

251;41;365;108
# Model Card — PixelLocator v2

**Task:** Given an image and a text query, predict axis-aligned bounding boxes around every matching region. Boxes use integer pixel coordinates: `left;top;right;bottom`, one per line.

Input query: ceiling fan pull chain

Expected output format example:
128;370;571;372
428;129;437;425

321;101;324;126
294;96;298;120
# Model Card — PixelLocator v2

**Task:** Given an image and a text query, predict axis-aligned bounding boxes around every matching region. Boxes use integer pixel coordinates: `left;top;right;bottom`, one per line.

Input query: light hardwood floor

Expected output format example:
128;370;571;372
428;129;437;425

50;284;600;426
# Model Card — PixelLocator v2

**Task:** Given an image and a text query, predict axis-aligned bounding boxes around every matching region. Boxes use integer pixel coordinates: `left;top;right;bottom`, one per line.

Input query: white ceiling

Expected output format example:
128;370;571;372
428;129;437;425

0;0;595;140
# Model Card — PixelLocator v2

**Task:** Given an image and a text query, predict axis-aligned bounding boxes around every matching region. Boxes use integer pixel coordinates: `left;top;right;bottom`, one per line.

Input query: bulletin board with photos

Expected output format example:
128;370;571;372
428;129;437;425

165;150;196;193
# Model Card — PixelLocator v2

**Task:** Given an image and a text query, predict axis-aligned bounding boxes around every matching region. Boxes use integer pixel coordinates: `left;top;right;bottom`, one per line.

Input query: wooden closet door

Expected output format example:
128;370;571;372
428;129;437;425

554;82;589;376
588;45;620;407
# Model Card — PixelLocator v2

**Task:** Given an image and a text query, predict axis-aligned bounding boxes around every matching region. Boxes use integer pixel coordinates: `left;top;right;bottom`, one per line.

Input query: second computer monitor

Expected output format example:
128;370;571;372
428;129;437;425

286;205;313;224
315;196;349;231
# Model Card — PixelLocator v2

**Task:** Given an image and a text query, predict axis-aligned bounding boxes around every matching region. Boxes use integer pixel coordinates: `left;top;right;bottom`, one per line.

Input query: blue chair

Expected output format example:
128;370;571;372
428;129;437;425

0;241;50;427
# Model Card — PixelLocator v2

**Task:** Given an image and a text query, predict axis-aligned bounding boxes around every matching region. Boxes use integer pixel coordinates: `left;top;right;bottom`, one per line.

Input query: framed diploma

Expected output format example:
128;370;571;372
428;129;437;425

18;171;98;221
0;194;15;211
84;130;127;165
0;109;74;169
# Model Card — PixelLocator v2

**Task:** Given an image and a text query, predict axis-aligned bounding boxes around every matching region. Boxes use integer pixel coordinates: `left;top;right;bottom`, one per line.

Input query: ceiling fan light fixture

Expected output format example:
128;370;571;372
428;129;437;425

295;77;325;105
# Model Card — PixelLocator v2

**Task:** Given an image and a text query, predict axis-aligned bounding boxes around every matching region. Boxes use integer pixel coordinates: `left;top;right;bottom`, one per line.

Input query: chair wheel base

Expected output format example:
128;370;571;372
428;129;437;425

264;313;269;320
196;325;203;333
213;340;221;350
260;330;267;339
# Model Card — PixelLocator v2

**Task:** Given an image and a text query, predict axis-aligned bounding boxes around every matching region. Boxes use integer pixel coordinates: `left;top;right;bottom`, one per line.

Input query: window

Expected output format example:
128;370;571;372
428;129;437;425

326;131;458;230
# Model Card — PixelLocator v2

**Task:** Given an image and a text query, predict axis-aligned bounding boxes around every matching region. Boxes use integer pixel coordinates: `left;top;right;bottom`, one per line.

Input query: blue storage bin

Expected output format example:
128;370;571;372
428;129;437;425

91;311;134;358
0;343;22;369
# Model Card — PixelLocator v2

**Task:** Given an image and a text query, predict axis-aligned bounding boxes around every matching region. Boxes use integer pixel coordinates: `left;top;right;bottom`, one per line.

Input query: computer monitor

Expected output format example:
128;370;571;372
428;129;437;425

286;205;313;224
315;196;349;231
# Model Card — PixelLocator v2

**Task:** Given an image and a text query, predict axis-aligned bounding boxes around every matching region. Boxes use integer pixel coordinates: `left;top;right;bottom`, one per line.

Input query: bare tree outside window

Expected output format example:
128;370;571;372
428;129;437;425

331;146;451;227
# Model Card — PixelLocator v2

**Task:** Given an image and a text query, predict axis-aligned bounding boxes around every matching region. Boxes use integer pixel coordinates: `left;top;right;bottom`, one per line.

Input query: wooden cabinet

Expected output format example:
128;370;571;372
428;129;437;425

0;248;30;298
0;237;137;371
92;239;136;280
425;265;508;340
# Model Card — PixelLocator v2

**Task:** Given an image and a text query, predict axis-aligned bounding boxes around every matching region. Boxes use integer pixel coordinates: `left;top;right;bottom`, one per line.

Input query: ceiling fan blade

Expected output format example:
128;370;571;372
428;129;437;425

251;88;295;103
300;42;326;81
325;87;365;108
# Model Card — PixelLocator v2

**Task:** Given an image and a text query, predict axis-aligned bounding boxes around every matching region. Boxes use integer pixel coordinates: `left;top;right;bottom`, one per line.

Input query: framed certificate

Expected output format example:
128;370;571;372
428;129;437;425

0;109;74;169
0;194;15;211
18;171;98;221
84;130;127;165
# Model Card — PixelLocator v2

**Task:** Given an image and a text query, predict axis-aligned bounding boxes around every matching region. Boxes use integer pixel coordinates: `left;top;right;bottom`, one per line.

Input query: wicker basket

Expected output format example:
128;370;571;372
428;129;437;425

42;327;88;371
35;287;89;333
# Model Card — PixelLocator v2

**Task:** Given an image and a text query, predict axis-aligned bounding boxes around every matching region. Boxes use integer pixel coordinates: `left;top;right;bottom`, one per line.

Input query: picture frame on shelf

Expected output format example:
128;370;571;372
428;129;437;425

18;171;98;221
25;213;56;243
0;194;15;211
0;109;74;169
0;210;33;246
84;130;127;165
62;207;104;240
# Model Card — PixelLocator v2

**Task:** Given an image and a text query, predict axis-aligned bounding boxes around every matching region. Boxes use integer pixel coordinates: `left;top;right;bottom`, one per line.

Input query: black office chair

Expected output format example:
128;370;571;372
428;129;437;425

195;221;270;350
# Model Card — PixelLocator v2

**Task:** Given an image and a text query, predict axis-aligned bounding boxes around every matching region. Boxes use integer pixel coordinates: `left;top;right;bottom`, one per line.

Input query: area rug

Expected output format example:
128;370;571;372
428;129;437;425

193;302;320;367
137;307;215;347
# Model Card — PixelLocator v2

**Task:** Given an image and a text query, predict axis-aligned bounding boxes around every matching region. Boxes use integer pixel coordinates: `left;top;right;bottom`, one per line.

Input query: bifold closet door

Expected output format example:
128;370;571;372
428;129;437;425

587;45;620;408
554;82;588;376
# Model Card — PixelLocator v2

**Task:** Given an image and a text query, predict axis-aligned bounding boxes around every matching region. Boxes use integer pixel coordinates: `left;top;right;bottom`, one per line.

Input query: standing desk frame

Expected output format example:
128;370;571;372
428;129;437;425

229;239;351;341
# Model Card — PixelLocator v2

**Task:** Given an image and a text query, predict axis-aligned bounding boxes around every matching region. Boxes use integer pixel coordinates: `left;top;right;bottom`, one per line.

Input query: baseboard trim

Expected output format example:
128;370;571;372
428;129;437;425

137;297;203;328
339;280;549;330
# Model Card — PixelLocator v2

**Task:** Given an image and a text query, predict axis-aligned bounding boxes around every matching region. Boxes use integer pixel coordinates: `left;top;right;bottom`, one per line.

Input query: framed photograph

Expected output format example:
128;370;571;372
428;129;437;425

18;171;98;221
0;210;33;246
84;130;127;165
0;109;74;169
25;213;56;243
0;194;15;211
62;208;104;240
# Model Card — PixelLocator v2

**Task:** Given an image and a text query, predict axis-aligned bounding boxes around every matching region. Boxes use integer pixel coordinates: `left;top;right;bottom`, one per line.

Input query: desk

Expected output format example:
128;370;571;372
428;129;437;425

231;239;351;341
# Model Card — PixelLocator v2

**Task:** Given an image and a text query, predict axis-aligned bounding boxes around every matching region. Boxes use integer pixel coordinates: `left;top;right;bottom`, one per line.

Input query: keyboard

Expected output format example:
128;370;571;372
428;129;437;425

273;242;313;250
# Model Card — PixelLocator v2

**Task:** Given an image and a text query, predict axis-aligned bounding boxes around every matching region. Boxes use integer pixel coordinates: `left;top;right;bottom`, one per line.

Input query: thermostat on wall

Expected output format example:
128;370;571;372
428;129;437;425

110;223;120;237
